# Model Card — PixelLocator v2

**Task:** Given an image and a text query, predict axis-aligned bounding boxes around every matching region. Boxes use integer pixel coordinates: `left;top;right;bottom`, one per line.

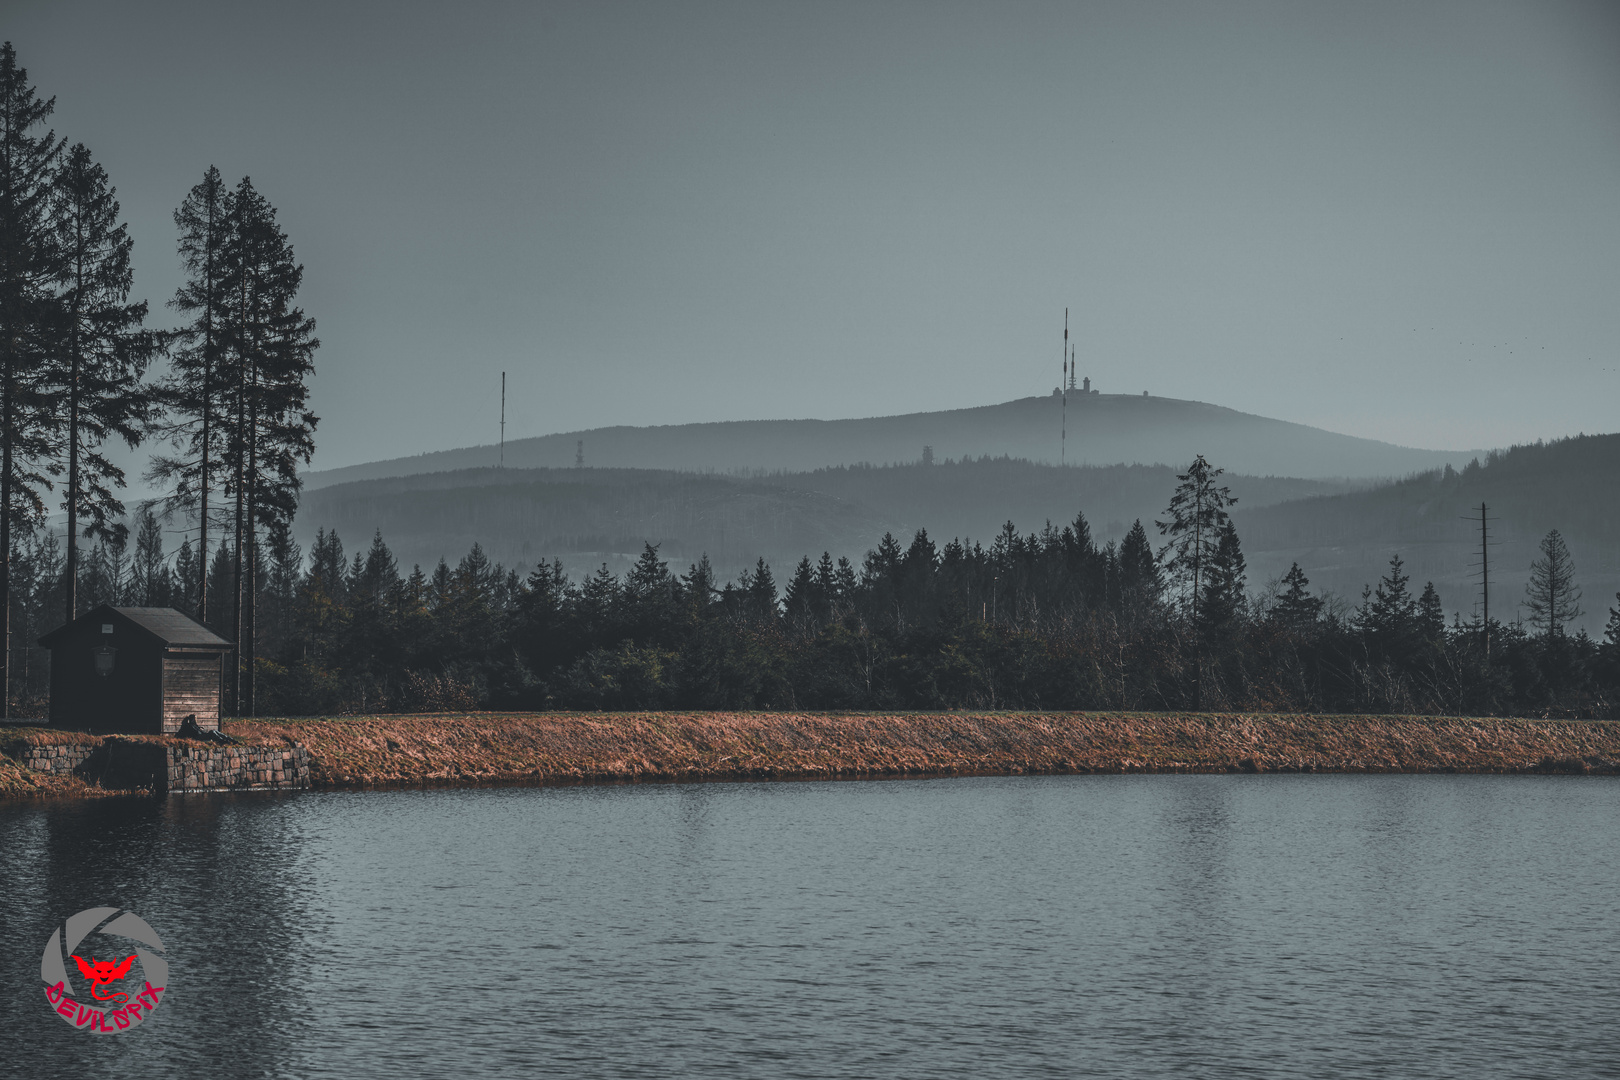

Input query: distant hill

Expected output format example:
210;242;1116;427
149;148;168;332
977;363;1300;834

304;394;1480;487
1236;434;1620;634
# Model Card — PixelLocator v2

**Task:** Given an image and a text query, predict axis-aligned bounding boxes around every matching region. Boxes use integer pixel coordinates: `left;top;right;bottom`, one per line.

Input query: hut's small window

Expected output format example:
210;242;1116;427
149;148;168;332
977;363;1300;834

101;624;113;634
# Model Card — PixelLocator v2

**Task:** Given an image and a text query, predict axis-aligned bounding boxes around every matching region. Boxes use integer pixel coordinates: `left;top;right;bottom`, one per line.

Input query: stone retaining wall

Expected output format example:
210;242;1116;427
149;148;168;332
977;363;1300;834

16;742;97;775
166;744;310;792
3;736;310;793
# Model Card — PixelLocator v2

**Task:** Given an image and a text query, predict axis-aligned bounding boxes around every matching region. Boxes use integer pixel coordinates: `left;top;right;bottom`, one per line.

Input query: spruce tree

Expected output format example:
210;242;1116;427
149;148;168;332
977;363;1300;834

1524;529;1581;639
682;554;717;612
261;524;303;660
1198;519;1246;634
1156;455;1236;627
1100;540;1121;612
1157;457;1238;708
204;541;234;637
1417;582;1445;641
1356;554;1417;649
782;555;816;626
355;529;400;600
1116;519;1162;620
832;557;858;611
151;167;232;621
1271;563;1322;629
172;536;198;614
48;142;157;619
128;506;170;606
0;43;63;712
744;557;777;622
1063;510;1106;608
812;551;837;622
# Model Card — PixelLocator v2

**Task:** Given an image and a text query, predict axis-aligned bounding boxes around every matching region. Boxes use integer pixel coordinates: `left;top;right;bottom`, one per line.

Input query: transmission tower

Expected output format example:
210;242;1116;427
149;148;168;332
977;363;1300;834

1061;309;1068;466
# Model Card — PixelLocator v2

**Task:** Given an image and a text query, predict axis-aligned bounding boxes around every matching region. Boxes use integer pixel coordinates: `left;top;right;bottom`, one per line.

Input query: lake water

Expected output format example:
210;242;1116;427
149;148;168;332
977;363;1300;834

3;775;1617;1078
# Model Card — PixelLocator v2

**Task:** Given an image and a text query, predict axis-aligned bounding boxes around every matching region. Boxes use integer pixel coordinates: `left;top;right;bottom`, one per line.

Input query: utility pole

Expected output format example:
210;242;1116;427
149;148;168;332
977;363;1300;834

1479;502;1490;660
499;371;505;466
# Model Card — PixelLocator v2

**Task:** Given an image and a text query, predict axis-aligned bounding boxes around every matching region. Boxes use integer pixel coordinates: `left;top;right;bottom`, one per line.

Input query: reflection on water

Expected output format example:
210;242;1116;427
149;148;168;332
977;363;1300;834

3;775;1616;1078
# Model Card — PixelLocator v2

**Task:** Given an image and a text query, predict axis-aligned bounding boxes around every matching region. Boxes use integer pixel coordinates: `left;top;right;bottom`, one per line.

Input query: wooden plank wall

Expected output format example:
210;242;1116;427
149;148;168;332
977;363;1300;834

162;652;222;732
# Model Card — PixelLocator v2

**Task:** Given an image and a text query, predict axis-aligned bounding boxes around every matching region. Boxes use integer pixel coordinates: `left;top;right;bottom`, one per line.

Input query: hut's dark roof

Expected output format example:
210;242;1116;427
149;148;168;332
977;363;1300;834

39;604;232;649
114;607;231;646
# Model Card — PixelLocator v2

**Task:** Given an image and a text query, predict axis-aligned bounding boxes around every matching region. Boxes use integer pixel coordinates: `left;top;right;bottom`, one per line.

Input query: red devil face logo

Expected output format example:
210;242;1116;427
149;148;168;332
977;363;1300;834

72;954;137;1005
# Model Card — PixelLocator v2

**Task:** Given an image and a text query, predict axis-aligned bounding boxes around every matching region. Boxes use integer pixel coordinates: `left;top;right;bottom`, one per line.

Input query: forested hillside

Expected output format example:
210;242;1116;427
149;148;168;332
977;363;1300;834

1237;434;1620;634
295;434;1619;636
304;393;1479;486
294;458;1358;589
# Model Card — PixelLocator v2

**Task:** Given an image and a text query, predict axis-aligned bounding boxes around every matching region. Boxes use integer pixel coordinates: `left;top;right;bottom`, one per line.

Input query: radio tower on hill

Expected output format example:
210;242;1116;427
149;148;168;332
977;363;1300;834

1062;309;1068;466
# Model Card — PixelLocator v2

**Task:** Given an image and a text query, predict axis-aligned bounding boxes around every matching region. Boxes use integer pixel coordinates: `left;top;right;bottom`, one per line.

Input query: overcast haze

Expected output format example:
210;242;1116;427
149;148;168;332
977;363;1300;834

8;0;1620;474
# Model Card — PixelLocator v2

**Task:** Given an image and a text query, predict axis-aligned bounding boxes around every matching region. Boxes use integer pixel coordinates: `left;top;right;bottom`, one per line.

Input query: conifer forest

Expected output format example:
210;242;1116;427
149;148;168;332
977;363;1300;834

2;41;1617;720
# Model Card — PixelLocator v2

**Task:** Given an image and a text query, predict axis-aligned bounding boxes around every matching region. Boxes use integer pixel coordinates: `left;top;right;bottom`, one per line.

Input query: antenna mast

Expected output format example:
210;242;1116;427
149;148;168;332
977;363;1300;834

1062;308;1068;466
500;371;506;466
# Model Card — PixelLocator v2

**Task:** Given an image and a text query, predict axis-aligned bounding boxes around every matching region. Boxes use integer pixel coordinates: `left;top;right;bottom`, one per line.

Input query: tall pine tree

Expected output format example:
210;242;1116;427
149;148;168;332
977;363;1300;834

1156;456;1237;707
151;166;232;622
0;43;63;712
221;177;318;714
48;141;156;619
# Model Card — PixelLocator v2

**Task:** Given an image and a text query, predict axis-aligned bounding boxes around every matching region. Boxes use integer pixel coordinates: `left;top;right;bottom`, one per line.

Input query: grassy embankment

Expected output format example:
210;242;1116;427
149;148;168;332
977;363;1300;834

231;712;1620;788
5;712;1618;797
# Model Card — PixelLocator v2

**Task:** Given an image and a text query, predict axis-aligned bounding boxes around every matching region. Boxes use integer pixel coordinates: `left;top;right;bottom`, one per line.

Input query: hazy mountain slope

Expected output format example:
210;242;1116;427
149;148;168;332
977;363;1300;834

305;394;1479;487
1236;434;1620;633
295;434;1618;634
294;458;1356;585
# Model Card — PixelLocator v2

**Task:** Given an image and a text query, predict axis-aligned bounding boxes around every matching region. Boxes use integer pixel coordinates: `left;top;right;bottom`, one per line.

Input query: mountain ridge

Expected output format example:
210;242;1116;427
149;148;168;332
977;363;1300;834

306;394;1484;488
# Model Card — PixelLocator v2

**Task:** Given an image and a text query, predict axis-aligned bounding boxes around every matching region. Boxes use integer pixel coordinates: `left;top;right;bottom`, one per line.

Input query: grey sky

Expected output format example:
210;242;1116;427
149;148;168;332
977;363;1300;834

8;0;1620;474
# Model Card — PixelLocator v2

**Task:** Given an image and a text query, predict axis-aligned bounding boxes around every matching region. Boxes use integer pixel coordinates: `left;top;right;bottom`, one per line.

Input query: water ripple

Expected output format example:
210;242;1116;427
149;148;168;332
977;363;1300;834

2;775;1616;1078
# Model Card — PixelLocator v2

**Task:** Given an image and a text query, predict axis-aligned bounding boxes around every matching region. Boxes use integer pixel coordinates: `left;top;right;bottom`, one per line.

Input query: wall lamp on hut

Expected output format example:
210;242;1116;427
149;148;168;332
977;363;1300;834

95;622;116;676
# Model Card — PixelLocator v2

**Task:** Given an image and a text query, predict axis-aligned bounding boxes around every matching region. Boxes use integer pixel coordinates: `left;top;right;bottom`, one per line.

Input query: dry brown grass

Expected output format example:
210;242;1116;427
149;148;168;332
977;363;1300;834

0;733;106;799
225;711;1620;789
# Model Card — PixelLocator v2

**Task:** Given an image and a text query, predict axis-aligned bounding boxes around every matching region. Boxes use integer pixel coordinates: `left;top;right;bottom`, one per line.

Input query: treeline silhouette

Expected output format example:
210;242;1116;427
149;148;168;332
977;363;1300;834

0;43;318;717
10;459;1616;718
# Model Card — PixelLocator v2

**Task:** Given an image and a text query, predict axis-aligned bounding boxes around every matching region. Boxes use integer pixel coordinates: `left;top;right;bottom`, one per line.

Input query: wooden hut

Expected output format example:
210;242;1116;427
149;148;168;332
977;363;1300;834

38;605;232;735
